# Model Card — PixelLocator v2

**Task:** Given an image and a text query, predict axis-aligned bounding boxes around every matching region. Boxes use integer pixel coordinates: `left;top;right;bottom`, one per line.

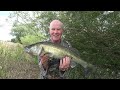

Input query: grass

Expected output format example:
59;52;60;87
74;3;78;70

0;41;40;79
0;41;120;79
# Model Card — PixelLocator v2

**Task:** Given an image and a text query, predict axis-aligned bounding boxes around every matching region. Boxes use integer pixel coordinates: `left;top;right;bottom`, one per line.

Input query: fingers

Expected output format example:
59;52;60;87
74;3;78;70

40;53;49;64
65;57;71;65
59;56;71;71
60;56;70;66
60;58;63;68
39;53;49;70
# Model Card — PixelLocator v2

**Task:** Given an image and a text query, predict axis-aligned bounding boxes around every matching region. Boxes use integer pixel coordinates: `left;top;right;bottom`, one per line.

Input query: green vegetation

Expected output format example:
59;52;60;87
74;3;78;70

1;11;119;79
0;41;39;79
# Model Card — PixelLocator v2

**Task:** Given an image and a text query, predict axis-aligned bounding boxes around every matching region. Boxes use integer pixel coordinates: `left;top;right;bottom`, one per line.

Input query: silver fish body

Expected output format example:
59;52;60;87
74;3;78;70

25;42;94;69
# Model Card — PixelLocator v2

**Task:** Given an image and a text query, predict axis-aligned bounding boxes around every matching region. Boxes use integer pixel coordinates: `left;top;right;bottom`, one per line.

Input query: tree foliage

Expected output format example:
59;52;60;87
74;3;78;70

9;11;120;78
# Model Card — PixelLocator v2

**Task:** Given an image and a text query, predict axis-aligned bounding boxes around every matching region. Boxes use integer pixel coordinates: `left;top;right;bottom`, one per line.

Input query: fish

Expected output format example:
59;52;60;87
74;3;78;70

24;41;95;70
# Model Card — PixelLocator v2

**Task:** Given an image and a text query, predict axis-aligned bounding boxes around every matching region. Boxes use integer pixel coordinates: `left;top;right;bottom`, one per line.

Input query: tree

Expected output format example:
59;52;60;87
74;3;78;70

9;11;120;78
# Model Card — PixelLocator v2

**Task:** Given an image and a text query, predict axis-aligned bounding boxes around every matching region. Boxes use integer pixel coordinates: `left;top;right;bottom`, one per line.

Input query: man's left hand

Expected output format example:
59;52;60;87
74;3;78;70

59;56;71;71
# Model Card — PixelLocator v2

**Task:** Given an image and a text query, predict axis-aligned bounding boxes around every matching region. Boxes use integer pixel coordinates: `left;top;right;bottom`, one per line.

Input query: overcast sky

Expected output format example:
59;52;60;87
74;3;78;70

0;11;14;41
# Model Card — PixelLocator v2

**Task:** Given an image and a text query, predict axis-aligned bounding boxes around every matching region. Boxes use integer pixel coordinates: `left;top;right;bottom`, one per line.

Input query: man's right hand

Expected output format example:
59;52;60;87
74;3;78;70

40;53;49;70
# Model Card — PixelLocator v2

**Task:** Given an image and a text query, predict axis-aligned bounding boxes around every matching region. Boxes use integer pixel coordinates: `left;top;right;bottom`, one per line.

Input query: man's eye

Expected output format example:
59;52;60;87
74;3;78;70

57;29;61;30
52;28;55;30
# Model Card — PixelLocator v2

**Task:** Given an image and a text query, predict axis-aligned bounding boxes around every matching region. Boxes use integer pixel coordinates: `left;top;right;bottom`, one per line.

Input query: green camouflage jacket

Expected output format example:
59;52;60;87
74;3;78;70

39;39;76;79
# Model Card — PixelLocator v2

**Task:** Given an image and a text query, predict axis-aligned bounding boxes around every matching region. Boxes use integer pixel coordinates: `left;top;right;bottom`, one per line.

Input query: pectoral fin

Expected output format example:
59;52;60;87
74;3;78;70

39;48;54;60
38;47;44;55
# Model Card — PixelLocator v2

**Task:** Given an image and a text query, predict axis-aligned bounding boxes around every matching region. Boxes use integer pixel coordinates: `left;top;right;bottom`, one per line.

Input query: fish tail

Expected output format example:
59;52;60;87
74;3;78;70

84;63;95;78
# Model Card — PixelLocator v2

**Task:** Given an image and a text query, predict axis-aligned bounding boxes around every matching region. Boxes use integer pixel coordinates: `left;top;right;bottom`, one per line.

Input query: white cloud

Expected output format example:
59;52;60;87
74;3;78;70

0;11;14;41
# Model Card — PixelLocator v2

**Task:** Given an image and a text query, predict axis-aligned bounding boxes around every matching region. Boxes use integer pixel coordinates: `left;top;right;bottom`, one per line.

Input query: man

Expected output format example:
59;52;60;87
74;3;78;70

25;20;76;79
39;20;76;79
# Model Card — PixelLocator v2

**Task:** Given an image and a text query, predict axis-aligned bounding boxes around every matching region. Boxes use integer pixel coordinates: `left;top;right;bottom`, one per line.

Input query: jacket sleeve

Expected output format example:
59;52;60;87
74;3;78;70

38;60;48;79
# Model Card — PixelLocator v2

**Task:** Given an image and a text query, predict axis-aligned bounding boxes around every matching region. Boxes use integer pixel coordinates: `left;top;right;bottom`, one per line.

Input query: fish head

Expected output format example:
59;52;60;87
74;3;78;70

28;45;43;56
37;45;44;56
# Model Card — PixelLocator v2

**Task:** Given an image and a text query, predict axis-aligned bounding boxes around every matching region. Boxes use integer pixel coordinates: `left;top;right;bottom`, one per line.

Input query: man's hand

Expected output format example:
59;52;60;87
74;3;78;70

59;56;71;71
40;53;49;70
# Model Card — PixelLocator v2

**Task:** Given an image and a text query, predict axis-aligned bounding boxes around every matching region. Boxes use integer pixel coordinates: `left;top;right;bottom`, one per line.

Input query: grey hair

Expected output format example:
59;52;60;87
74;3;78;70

49;20;64;29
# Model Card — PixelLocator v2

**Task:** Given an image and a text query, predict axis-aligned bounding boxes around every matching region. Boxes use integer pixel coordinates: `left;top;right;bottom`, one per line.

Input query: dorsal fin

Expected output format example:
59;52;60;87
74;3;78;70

24;41;45;48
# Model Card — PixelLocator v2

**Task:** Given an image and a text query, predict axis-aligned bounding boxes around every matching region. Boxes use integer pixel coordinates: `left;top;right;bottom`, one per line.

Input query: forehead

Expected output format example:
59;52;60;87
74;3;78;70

50;20;63;29
50;23;62;28
50;24;62;29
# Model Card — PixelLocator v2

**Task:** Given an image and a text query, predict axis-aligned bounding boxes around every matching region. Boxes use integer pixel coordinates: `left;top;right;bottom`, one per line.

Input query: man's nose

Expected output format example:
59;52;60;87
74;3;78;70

54;29;59;33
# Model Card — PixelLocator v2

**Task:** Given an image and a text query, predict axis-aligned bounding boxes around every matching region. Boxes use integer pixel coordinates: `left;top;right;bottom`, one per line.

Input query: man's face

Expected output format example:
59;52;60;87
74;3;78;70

49;23;63;42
